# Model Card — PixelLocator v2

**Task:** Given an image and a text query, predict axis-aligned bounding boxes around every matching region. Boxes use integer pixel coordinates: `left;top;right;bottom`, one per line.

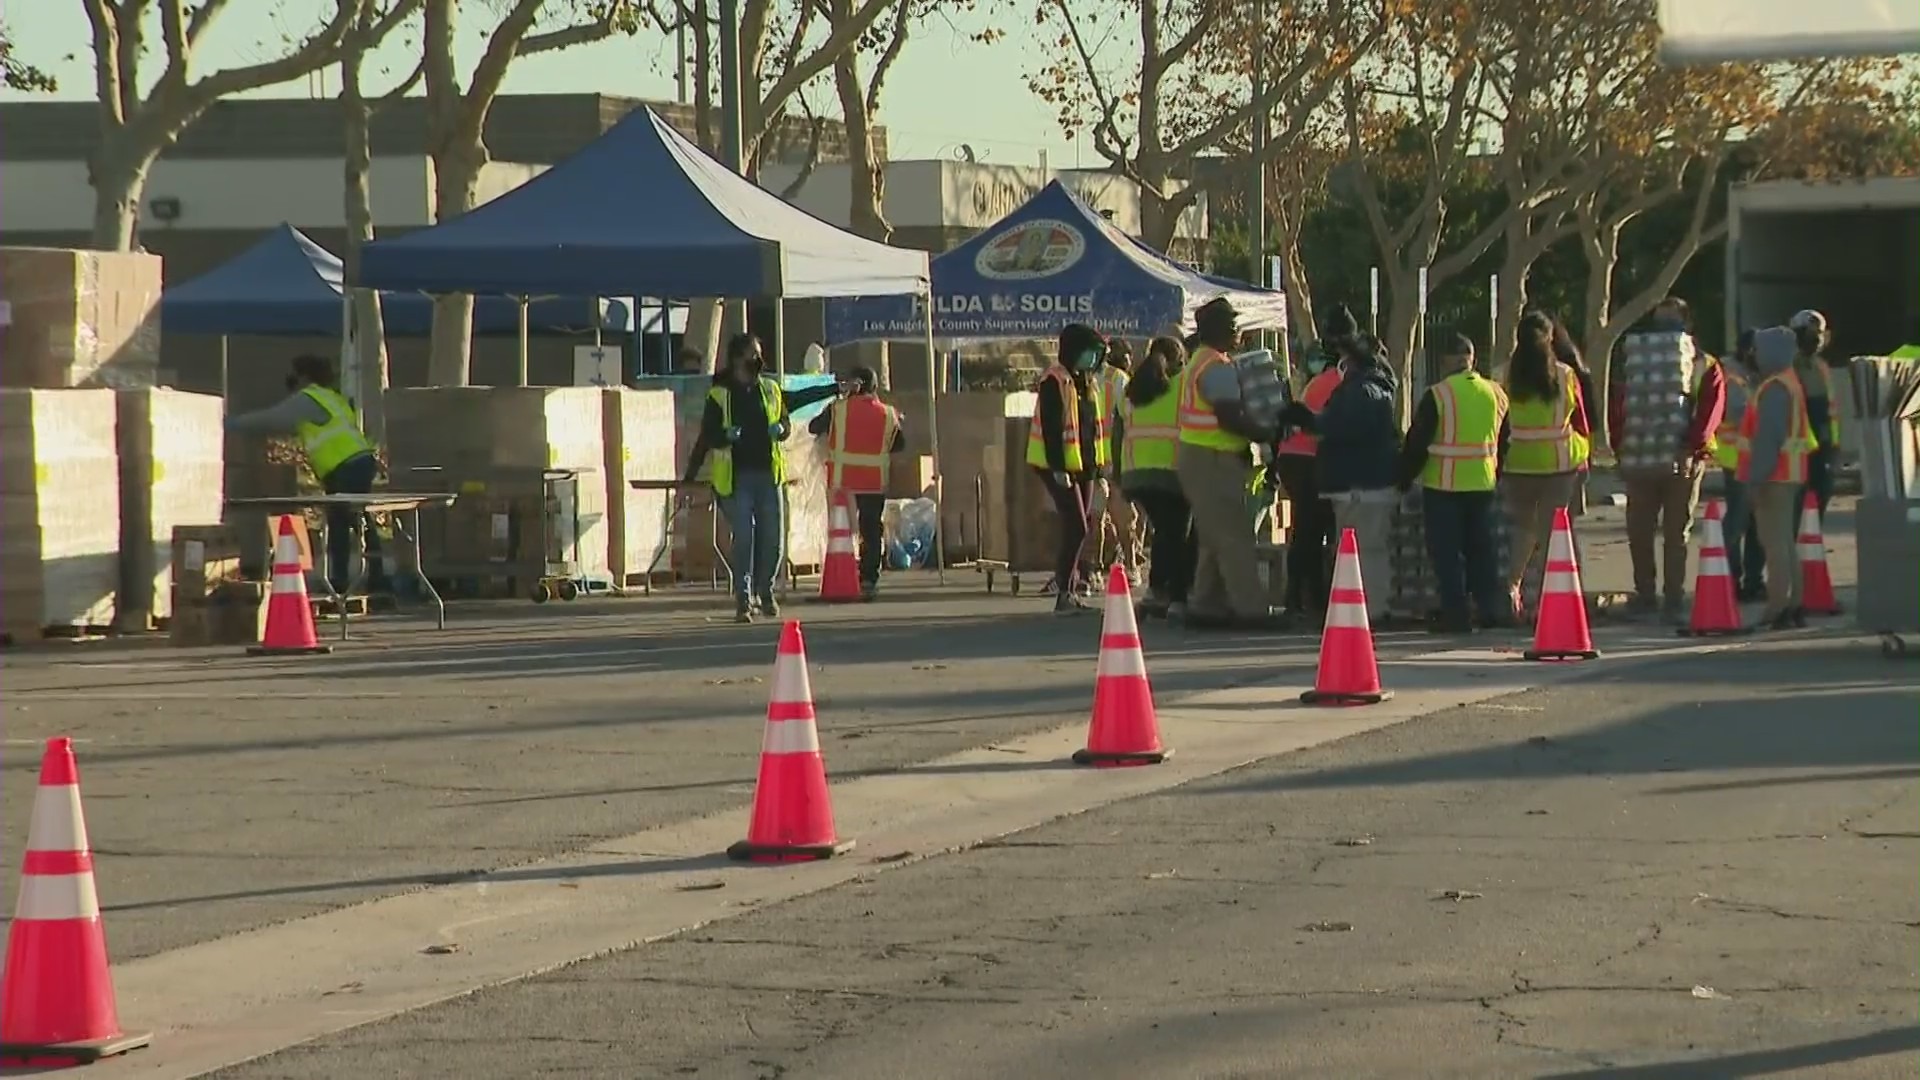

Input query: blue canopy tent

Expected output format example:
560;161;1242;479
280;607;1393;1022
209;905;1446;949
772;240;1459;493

823;180;1287;346
162;224;635;394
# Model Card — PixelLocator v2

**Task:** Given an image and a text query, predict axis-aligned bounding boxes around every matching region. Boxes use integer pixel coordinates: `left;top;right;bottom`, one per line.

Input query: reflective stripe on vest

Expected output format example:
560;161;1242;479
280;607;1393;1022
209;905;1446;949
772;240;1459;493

1418;372;1505;493
1735;369;1815;485
1026;366;1108;472
1274;368;1342;456
1176;348;1251;453
1713;362;1746;471
825;396;898;494
1120;376;1182;475
296;386;373;479
1505;375;1584;475
708;377;786;498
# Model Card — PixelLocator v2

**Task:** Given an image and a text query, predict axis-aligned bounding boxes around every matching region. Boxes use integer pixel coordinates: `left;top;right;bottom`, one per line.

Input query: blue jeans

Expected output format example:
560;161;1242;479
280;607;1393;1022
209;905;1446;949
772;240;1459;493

321;452;383;594
1422;487;1504;625
1719;472;1766;591
720;469;784;602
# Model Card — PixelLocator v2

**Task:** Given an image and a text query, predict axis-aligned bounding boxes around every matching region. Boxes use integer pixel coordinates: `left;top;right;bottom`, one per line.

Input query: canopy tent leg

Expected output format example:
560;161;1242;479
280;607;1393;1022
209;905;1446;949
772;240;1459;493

923;289;946;586
517;298;530;387
594;297;603;348
219;336;230;401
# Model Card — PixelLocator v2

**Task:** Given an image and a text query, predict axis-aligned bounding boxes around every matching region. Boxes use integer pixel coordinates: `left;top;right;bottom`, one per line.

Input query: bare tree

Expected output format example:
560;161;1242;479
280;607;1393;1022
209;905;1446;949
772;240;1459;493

421;0;646;386
341;0;425;442
2;22;57;92
1030;0;1389;252
79;0;359;250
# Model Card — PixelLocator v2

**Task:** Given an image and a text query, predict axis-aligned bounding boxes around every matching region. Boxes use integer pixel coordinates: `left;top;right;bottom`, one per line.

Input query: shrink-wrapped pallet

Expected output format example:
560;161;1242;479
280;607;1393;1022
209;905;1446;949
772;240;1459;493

0;247;161;390
601;388;676;585
1614;331;1698;474
116;389;225;629
0;390;121;638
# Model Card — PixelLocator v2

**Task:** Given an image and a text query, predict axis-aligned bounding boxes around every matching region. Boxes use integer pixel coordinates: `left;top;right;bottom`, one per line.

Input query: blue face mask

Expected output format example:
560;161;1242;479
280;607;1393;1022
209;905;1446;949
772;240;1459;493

1075;349;1102;372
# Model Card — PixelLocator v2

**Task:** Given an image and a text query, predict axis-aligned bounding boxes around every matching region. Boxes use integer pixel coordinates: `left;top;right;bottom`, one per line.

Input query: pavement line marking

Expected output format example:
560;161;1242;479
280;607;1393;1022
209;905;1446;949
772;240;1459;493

84;632;1741;1080
10;692;415;701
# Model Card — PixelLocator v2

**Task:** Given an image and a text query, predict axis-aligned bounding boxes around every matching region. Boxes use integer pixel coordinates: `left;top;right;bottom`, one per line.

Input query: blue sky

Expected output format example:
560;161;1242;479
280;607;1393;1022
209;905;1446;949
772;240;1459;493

5;2;1088;166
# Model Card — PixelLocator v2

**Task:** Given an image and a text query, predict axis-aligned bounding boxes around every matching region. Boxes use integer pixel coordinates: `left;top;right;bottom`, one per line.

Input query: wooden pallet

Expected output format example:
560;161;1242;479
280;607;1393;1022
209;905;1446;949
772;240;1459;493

310;594;371;618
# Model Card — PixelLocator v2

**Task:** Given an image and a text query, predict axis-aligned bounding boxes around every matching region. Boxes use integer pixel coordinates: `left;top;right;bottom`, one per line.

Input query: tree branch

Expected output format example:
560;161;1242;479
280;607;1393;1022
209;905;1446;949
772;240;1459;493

191;0;358;105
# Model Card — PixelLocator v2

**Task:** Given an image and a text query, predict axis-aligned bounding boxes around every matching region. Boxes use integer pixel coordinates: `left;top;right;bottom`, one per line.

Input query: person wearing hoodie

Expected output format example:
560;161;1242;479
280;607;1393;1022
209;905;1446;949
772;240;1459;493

1284;330;1400;621
1269;306;1355;618
1028;322;1111;615
1737;326;1818;630
1716;330;1768;600
1789;309;1840;524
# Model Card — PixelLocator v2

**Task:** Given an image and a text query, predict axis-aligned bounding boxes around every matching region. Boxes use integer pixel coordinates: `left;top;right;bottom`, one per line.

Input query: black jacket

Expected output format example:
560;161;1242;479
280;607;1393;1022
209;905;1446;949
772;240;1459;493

1035;369;1103;475
1312;362;1401;494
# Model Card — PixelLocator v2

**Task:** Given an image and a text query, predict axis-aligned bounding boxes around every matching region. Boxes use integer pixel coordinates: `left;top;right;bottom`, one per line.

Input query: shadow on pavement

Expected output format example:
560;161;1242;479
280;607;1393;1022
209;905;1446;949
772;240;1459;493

449;755;1078;809
1651;765;1920;796
1536;1025;1920;1079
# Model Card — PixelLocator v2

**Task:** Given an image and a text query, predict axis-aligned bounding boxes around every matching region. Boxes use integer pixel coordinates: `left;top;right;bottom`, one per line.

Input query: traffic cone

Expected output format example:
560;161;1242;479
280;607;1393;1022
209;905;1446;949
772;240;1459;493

1301;528;1392;706
1679;499;1747;638
728;621;853;862
816;490;862;603
247;515;331;656
1;738;151;1067
1798;491;1841;616
1073;564;1171;767
1524;508;1600;661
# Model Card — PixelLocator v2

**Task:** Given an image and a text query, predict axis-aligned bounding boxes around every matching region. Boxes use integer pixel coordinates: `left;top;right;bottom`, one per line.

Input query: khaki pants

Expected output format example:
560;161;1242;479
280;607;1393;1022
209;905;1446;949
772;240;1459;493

1622;465;1704;602
1326;490;1395;619
1503;471;1580;592
1752;480;1803;619
1096;480;1141;574
1176;444;1267;620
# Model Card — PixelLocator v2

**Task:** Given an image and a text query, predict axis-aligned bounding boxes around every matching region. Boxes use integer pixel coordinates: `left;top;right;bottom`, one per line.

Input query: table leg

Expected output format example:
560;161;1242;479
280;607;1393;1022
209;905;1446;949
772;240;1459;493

409;508;446;630
317;518;349;643
710;495;731;593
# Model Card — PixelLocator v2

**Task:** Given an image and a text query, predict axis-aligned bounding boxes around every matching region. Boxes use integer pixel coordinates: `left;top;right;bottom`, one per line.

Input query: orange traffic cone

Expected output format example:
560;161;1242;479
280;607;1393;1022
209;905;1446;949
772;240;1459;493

816;490;862;604
1798;491;1841;616
1680;499;1746;638
1301;528;1391;705
728;621;853;862
1074;564;1171;766
248;515;331;656
1;738;150;1067
1524;508;1599;661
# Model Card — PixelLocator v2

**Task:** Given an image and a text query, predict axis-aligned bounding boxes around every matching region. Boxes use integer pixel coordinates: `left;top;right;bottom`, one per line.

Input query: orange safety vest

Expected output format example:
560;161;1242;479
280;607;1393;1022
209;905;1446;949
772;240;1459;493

1734;369;1815;484
1176;347;1249;452
1274;368;1342;456
1026;365;1109;471
824;395;899;494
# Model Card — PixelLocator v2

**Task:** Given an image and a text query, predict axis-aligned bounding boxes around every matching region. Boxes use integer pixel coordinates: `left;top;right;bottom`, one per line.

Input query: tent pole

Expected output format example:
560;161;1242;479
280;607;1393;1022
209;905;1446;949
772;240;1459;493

219;336;230;401
594;297;603;348
773;296;786;378
517;297;530;386
924;286;946;585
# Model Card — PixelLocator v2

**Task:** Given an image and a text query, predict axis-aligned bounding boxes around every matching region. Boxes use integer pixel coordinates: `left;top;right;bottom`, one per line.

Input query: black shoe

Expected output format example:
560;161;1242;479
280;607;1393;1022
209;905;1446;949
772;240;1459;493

1790;606;1808;628
757;594;781;619
733;599;754;624
1736;583;1765;603
860;581;878;602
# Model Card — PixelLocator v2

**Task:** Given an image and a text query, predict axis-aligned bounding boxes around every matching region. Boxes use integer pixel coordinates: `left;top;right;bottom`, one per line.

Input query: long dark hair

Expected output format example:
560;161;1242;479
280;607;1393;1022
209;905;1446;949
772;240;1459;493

1546;315;1588;375
1506;311;1564;403
1128;337;1183;406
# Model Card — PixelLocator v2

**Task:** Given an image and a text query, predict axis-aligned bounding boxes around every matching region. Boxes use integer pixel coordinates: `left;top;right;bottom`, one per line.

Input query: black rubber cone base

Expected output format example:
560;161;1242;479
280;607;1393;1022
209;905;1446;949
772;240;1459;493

1072;747;1172;767
2;1028;152;1066
247;644;334;656
727;838;855;863
1676;625;1752;638
1522;648;1600;661
1300;689;1393;706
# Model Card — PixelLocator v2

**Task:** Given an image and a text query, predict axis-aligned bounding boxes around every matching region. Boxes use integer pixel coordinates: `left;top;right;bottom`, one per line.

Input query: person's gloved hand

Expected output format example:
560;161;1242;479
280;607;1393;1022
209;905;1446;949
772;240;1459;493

724;425;743;444
1051;471;1069;487
769;421;789;440
1280;401;1317;430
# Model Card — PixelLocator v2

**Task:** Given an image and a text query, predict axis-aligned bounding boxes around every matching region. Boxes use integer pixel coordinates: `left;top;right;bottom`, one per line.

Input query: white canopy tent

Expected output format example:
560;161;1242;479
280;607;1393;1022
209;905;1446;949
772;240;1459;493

1656;0;1920;62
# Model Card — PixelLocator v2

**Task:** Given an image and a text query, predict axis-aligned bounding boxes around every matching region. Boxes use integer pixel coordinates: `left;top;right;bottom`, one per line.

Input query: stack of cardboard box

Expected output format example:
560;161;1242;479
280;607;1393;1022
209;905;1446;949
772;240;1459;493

0;248;162;390
116;389;225;629
600;388;677;587
0;390;122;640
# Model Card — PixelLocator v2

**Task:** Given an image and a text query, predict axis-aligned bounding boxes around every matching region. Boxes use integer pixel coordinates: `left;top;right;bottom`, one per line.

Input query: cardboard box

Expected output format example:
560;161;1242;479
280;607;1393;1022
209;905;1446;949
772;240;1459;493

117;388;225;629
169;580;268;647
601;388;676;584
0;247;162;390
0;389;121;636
171;524;245;605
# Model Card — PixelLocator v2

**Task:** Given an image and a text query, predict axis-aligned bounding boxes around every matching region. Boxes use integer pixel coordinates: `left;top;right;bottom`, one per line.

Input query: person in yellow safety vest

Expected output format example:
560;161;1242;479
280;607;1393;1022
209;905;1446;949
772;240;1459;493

1715;330;1769;600
1094;340;1140;581
1891;343;1920;360
1501;313;1592;620
1027;322;1112;615
1738;326;1819;631
682;332;845;623
224;354;383;595
1269;304;1356;618
1397;331;1513;634
1118;336;1195;620
1174;297;1287;630
808;365;905;601
1788;309;1840;525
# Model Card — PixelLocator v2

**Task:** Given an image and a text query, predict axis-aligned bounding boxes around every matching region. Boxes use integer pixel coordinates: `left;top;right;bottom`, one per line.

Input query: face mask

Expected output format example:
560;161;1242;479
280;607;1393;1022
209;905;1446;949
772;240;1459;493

1075;349;1102;372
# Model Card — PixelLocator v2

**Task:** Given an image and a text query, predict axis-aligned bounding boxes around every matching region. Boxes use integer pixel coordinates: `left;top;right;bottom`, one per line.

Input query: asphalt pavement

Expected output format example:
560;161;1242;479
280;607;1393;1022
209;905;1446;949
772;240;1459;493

207;633;1919;1080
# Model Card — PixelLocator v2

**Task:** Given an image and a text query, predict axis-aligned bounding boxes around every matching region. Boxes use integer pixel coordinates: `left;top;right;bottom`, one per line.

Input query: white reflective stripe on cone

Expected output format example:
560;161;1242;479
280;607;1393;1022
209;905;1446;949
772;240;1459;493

1326;603;1370;630
1547;531;1576;562
1103;592;1140;633
271;569;306;595
26;784;88;854
770;654;812;702
1544;570;1580;594
1698;556;1730;576
275;534;301;563
827;537;854;553
762;718;822;755
1797;544;1825;560
16;872;100;921
1096;644;1147;679
1331;554;1364;591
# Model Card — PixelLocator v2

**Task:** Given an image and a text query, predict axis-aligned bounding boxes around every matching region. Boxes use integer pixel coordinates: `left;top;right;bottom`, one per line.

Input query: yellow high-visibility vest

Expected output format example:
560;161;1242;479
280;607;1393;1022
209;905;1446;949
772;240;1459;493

1419;371;1506;493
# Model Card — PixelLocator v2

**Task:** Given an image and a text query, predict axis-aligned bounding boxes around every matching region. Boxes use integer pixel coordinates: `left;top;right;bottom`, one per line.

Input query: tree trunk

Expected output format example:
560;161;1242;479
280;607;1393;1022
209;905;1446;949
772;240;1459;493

1578;217;1621;446
87;149;150;251
425;149;482;386
1272;212;1315;354
1383;270;1423;426
1136;161;1184;253
341;24;390;441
